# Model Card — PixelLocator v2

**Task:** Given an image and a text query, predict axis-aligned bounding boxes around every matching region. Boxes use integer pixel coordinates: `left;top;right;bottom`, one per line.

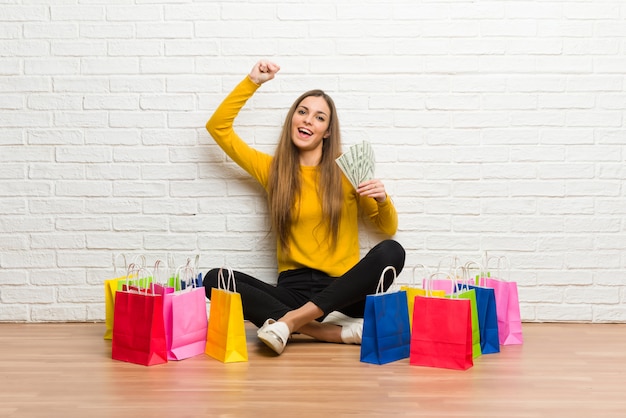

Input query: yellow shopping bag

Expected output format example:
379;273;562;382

205;268;248;363
103;254;135;340
400;265;445;331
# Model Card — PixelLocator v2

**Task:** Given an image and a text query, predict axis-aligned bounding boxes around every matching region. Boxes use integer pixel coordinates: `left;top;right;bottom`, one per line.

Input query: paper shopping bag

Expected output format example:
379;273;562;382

360;266;411;365
205;268;248;363
410;293;473;370
484;256;523;345
401;264;445;331
452;287;482;359
460;284;500;354
169;287;208;360
104;254;133;340
104;274;130;340
161;264;208;360
111;269;167;366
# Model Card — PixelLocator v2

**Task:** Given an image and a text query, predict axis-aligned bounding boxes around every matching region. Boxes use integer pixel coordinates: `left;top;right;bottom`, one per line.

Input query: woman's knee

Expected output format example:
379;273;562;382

376;239;406;272
202;268;221;298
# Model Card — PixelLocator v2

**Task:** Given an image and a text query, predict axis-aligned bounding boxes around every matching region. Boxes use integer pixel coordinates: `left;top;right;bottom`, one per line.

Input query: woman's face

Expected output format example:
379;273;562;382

290;95;331;156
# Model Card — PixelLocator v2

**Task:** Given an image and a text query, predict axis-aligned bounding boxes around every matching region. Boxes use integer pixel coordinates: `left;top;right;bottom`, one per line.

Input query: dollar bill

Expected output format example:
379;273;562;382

335;140;375;189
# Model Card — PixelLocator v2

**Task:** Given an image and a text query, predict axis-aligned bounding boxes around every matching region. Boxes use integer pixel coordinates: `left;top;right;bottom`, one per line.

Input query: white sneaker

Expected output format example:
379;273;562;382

322;311;364;345
257;319;290;355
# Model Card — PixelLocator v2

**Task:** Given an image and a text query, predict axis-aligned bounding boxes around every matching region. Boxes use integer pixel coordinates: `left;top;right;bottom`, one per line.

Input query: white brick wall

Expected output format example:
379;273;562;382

1;0;625;323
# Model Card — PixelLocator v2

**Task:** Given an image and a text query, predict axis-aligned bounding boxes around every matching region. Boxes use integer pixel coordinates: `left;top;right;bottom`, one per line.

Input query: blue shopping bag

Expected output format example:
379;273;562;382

360;266;411;365
455;284;500;354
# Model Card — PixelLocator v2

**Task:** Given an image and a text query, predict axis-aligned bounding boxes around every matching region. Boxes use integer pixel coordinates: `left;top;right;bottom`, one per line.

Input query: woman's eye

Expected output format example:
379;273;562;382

316;116;325;122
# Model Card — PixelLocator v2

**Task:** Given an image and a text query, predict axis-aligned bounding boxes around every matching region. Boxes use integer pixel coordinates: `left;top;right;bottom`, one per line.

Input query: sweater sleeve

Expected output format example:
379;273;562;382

359;194;399;236
205;76;272;187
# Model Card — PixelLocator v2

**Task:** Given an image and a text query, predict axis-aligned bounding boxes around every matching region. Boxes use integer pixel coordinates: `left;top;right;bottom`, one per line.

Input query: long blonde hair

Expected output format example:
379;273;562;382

268;90;344;253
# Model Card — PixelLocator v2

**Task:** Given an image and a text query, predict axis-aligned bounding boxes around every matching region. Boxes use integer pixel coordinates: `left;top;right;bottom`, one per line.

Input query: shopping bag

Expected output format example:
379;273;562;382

400;264;445;331
205;268;248;363
410;273;473;371
104;254;136;340
111;267;167;366
104;254;126;340
360;266;411;365
451;280;482;359
458;283;500;354
458;260;500;354
484;256;523;345
162;264;208;360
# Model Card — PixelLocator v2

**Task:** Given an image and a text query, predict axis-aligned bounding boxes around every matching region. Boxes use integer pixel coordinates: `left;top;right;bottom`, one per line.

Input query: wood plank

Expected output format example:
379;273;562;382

0;322;625;417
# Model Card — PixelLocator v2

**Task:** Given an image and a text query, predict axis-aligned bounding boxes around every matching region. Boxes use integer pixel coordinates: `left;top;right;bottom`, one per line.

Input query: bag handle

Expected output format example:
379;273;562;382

187;254;201;286
485;255;511;281
436;255;461;275
494;256;511;281
152;259;167;286
427;271;458;298
217;267;236;292
124;263;153;294
416;265;444;297
463;260;485;286
173;263;196;291
113;253;127;277
375;266;397;294
411;264;430;287
453;266;471;293
130;254;146;268
424;271;450;297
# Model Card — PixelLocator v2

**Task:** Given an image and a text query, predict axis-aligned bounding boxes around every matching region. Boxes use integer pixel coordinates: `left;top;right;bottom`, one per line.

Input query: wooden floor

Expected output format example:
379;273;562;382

0;322;625;418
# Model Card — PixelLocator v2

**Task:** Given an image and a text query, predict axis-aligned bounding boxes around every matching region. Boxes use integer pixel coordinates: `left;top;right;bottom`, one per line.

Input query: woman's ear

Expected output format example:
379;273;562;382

324;130;331;139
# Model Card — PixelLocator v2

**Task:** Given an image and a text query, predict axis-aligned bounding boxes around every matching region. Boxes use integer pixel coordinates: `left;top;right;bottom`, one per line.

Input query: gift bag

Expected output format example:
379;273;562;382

459;261;500;354
104;254;137;340
453;285;482;359
205;268;248;363
111;266;167;366
360;266;411;365
410;273;473;371
161;263;208;360
400;264;445;331
484;256;523;345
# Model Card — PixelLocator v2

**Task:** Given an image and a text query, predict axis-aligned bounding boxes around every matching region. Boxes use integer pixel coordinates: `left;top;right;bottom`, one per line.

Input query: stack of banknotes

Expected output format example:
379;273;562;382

335;140;375;189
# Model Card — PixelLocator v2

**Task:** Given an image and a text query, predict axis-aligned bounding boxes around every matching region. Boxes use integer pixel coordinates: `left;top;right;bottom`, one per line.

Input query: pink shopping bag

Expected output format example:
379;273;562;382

155;263;208;360
484;256;523;345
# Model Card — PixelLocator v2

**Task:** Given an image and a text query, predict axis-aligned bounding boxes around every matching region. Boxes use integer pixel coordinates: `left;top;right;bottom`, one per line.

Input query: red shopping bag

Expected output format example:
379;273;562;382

112;267;167;366
484;256;523;345
410;274;473;370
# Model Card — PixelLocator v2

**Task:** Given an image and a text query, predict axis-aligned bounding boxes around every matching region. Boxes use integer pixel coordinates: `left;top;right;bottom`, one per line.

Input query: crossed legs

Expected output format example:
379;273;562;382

204;240;406;353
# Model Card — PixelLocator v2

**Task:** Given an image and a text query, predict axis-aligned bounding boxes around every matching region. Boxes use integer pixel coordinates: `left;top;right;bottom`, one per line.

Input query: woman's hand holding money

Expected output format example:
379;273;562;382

357;179;387;203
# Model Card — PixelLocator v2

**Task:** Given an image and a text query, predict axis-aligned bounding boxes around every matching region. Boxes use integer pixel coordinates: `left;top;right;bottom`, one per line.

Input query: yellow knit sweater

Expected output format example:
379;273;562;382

206;76;398;277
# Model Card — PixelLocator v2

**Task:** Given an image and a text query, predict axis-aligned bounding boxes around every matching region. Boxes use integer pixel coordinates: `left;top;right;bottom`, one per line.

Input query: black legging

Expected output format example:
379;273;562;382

203;239;406;328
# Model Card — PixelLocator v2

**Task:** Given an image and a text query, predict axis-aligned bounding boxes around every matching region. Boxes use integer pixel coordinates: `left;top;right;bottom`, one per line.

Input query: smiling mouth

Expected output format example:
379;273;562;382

298;128;312;137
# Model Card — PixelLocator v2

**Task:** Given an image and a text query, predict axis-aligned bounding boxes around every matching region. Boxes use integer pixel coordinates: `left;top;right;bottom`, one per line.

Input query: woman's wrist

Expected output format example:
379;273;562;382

247;74;261;86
